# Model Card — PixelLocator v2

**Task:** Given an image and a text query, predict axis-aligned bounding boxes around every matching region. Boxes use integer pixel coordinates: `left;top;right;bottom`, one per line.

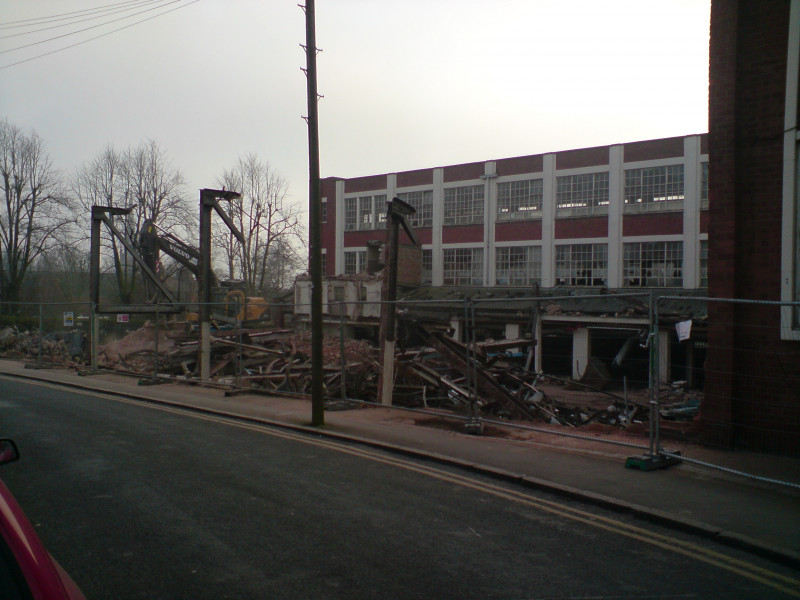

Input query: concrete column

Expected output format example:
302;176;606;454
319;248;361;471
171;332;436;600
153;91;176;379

334;179;345;275
572;327;591;379
541;153;556;287
505;323;521;354
682;135;701;288
449;317;463;342
484;161;497;287
607;145;624;288
432;168;444;286
505;323;521;339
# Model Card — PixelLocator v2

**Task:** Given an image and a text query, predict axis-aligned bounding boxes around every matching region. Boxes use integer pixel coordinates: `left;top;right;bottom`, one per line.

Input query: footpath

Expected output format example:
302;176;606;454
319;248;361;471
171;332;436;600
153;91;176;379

1;358;798;568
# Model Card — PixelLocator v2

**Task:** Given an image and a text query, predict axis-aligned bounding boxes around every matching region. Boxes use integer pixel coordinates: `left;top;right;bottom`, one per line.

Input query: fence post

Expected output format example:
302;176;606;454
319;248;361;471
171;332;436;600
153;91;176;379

470;298;479;420
154;304;159;379
90;302;98;374
235;316;242;389
625;292;680;470
36;303;43;368
464;297;483;434
653;293;662;455
463;297;472;398
340;303;347;402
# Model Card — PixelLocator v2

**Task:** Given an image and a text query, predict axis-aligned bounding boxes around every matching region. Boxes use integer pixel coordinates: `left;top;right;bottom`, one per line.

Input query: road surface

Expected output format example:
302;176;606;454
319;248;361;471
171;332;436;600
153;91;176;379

0;376;797;599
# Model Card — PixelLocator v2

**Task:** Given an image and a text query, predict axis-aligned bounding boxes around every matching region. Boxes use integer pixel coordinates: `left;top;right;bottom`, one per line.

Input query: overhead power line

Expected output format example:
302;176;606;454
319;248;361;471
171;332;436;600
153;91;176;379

0;0;199;70
0;0;166;38
0;0;190;54
0;0;157;28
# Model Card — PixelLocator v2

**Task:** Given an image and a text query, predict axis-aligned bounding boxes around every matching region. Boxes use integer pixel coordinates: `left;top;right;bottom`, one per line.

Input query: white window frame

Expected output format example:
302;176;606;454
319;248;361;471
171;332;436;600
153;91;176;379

344;194;387;231
623;163;685;214
698;238;708;289
344;197;358;231
421;248;433;285
555;170;610;218
343;249;367;275
554;243;608;287
700;162;709;210
496;178;543;221
622;240;684;288
396;189;433;228
495;245;542;286
443;184;484;226
443;247;483;286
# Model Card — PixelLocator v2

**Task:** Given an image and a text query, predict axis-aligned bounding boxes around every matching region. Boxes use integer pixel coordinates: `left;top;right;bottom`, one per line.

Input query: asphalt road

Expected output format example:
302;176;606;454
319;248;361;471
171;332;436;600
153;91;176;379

0;377;797;599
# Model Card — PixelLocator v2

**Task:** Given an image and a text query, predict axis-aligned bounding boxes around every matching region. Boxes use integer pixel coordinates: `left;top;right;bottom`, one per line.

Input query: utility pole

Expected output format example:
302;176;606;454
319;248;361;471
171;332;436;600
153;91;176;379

302;0;324;426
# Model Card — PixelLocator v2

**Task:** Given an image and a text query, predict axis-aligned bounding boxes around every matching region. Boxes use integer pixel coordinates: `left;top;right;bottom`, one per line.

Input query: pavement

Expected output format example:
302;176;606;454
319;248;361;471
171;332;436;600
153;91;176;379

1;358;799;569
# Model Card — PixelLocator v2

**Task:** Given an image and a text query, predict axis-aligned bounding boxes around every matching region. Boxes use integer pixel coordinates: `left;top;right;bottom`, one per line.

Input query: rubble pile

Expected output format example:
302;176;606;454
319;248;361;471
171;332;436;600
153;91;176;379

0;326;83;366
96;324;380;399
392;325;651;427
1;319;694;431
650;381;703;421
99;321;177;369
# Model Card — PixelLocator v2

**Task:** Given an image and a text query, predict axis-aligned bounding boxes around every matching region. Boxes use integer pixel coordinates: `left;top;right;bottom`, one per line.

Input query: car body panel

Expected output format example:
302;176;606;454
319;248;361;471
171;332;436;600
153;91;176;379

0;474;86;600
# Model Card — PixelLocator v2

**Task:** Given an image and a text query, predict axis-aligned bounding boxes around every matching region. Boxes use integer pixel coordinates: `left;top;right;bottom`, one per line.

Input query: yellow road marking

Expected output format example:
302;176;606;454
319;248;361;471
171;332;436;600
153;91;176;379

7;377;800;597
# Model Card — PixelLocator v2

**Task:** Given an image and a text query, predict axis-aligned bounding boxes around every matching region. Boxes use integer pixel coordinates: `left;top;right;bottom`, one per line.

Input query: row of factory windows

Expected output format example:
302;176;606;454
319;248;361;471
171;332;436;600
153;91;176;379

339;240;708;288
340;163;709;231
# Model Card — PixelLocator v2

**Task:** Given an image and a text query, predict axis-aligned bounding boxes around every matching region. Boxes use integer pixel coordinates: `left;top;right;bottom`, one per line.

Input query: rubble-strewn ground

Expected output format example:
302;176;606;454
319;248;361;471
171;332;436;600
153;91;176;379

0;322;702;432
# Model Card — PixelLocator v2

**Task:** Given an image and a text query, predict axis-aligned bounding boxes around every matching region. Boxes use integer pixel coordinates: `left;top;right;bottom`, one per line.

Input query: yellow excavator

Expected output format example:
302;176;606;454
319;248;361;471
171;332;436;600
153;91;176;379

139;219;269;324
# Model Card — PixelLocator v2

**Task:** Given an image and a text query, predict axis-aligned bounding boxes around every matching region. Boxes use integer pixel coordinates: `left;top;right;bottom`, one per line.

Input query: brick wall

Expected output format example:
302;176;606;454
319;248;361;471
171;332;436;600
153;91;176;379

704;0;800;453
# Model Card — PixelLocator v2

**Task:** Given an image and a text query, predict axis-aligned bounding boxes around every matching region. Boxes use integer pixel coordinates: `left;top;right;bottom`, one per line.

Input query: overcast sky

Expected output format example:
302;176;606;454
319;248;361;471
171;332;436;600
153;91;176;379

1;0;710;215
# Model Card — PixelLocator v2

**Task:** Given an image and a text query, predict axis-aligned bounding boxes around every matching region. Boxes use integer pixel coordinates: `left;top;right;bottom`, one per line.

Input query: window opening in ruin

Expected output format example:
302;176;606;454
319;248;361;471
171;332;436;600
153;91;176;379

555;244;608;286
623;241;683;287
496;246;542;286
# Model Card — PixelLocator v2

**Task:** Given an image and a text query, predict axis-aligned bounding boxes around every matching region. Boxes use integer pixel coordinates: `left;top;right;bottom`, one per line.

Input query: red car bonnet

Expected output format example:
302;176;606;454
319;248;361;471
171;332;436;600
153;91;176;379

0;478;85;600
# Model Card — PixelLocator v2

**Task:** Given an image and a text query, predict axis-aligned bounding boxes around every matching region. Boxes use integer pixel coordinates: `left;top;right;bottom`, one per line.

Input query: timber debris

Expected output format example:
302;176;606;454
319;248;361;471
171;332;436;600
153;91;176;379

0;320;702;430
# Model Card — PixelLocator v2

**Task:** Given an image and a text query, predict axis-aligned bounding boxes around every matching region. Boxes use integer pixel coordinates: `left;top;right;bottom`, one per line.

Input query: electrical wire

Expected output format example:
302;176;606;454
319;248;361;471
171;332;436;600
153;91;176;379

0;0;157;28
0;0;166;39
0;0;199;71
0;0;191;54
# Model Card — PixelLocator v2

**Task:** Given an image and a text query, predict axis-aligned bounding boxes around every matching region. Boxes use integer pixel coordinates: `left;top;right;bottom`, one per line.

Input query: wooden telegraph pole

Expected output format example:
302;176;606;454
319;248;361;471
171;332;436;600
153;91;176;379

303;0;324;426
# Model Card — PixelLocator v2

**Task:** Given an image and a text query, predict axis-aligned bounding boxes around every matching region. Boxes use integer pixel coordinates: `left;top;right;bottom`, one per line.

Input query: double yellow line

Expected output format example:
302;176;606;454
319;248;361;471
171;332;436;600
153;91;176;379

17;378;800;597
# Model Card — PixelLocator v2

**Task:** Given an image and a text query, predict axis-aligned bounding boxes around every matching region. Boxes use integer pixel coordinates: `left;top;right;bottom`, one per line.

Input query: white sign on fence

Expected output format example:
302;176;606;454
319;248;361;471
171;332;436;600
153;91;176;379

117;314;130;323
63;312;74;327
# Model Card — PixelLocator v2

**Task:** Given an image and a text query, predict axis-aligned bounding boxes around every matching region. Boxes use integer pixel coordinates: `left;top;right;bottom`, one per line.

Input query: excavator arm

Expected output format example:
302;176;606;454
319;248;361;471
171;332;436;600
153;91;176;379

139;220;218;287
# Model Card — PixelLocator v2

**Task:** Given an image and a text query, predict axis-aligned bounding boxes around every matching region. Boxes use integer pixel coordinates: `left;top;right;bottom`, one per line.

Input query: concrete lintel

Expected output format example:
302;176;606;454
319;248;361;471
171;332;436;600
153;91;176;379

542;315;650;326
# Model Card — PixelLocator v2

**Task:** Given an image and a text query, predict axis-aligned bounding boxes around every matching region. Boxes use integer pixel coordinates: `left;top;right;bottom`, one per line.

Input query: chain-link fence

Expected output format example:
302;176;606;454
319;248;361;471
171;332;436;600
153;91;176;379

0;301;94;368
1;292;798;488
655;296;800;487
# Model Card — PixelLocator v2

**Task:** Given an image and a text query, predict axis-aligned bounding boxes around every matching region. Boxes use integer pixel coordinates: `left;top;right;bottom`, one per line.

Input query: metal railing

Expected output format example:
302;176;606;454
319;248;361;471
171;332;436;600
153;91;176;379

2;292;799;489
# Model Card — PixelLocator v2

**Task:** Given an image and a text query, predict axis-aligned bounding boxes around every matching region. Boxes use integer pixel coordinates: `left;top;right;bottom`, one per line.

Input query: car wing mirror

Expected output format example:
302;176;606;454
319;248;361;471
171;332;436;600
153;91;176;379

0;439;19;464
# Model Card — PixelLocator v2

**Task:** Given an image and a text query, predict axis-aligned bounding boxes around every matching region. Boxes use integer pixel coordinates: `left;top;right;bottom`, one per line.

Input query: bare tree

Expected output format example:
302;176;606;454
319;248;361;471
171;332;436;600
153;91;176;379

0;119;75;308
72;140;192;303
25;239;90;304
216;155;305;296
260;236;306;293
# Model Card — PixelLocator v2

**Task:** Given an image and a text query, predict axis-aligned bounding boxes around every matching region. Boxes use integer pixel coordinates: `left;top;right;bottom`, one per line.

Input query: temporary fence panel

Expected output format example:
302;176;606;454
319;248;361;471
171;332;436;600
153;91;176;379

0;302;93;368
656;295;800;487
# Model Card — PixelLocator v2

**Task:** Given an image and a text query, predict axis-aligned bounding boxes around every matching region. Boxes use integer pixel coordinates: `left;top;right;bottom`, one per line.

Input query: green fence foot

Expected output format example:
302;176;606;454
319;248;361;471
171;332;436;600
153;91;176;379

625;451;682;471
464;420;484;435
